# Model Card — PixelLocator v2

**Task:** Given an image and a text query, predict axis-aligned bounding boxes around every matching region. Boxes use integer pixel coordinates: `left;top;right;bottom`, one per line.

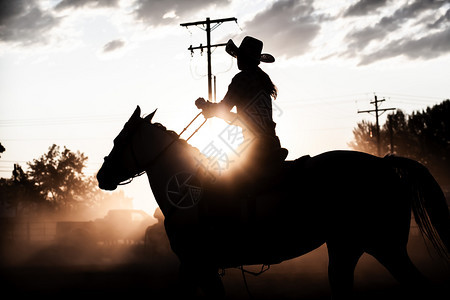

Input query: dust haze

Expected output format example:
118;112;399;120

1;208;448;299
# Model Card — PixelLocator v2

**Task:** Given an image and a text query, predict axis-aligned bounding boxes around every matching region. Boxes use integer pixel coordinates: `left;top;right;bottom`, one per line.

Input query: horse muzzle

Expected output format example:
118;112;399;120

97;166;118;191
98;181;118;191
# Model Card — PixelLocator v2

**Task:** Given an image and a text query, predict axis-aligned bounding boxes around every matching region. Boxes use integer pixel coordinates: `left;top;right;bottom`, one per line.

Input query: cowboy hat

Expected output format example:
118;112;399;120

225;36;275;63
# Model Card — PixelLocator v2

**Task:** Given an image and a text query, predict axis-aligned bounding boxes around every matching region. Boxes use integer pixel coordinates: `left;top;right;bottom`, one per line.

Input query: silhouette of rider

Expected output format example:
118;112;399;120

196;36;287;183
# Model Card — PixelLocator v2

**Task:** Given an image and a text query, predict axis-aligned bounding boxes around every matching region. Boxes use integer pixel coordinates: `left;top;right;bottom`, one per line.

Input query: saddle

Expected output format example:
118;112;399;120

248;150;309;194
242;153;311;217
200;152;310;224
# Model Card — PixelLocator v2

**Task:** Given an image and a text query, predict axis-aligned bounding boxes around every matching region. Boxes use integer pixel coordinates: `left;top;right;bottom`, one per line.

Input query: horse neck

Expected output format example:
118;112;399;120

136;124;177;168
140;124;201;218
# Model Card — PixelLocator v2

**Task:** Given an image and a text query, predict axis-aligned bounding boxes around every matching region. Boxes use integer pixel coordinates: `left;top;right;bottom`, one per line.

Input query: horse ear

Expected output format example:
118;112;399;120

144;108;157;123
131;105;141;119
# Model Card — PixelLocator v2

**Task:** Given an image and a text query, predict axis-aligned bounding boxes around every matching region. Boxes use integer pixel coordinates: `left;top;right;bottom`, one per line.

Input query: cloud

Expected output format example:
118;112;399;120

0;0;123;48
55;0;120;11
0;0;60;46
341;0;450;64
345;0;441;50
1;0;448;66
102;39;125;52
0;1;25;24
343;0;388;17
133;0;231;26
240;0;323;59
0;0;233;49
428;8;450;29
358;26;450;65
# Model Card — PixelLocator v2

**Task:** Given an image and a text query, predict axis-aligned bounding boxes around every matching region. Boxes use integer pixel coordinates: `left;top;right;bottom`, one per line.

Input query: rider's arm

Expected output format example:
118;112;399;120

197;72;247;122
208;102;236;122
195;100;236;122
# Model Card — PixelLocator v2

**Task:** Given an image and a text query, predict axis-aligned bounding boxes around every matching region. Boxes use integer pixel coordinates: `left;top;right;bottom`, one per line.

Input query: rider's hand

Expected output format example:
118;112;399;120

201;107;214;119
195;97;207;109
195;97;214;118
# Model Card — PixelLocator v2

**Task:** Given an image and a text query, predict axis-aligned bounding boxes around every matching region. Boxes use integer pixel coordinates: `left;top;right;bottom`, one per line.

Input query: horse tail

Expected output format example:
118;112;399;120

385;155;450;258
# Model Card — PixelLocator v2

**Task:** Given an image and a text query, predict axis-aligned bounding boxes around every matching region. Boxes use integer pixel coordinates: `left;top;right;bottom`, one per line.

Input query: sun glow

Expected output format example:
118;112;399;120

189;118;242;152
188;117;246;174
130;117;246;215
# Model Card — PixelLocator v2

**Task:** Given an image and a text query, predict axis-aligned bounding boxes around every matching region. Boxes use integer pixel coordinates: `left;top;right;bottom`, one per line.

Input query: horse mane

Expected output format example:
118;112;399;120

148;121;226;181
152;122;180;140
151;122;203;157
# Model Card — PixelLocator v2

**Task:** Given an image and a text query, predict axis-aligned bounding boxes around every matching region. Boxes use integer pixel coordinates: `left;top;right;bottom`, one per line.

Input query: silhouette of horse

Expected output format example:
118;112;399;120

97;106;450;299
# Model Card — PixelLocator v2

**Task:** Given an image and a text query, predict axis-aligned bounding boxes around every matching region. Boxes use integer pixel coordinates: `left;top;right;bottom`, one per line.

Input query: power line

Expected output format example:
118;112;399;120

1;137;113;142
0;93;442;127
378;92;446;101
0;114;127;127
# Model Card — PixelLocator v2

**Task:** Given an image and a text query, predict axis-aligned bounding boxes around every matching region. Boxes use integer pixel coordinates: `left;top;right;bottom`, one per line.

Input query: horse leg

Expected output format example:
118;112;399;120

369;247;429;297
177;261;225;298
177;262;197;297
327;242;363;300
197;265;225;298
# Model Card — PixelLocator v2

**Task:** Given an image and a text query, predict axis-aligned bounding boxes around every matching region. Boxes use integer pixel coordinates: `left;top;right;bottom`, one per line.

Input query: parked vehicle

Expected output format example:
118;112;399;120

57;209;154;245
2;209;155;246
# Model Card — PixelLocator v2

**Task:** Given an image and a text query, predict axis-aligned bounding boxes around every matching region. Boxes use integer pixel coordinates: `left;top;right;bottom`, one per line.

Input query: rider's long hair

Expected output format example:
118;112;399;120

239;57;278;100
256;66;278;100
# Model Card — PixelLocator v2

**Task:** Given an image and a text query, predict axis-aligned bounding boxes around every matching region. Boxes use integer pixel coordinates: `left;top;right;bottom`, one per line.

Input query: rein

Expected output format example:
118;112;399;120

117;112;207;186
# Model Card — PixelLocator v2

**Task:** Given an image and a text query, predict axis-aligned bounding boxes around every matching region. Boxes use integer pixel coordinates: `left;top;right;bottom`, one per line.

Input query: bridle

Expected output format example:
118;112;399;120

113;112;207;186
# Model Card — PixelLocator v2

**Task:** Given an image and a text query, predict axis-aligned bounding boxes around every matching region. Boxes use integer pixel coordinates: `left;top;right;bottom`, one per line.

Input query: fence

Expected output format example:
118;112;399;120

1;220;57;243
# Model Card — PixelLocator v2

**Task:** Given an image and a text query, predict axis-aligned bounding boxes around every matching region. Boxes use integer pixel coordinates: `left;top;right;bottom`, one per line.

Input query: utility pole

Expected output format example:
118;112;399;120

180;17;237;102
358;95;396;156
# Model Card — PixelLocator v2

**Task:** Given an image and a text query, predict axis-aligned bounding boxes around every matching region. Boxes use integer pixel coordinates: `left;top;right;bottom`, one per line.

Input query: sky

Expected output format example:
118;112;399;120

1;0;449;215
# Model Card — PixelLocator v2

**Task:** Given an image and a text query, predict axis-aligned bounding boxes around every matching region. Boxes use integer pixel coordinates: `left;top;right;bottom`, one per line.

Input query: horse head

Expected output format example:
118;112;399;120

97;106;156;190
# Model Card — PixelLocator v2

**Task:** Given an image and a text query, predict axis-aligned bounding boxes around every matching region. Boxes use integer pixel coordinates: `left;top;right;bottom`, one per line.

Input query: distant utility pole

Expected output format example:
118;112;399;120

180;17;237;102
358;95;396;156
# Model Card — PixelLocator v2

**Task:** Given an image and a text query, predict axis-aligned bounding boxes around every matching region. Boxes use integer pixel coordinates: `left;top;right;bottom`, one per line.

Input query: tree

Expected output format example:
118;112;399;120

348;120;378;155
349;100;450;187
27;144;89;213
0;164;44;216
0;144;133;218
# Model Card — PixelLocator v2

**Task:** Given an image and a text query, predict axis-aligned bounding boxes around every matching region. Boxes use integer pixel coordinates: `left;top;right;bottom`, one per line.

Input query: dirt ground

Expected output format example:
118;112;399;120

1;232;449;299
